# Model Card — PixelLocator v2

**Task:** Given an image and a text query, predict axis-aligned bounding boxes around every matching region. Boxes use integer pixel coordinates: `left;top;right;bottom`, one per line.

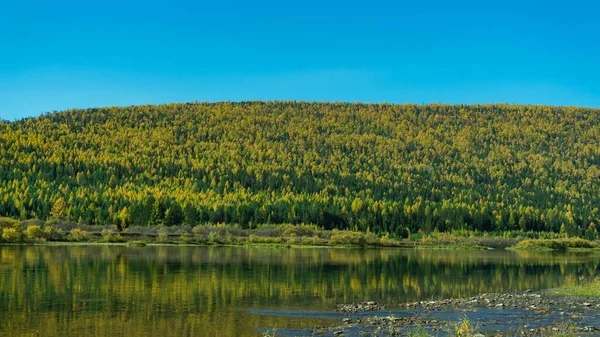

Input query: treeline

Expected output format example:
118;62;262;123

1;101;600;236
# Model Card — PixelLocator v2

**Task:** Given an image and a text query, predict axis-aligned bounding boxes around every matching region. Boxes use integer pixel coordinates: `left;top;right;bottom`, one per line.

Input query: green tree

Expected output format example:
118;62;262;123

51;198;68;219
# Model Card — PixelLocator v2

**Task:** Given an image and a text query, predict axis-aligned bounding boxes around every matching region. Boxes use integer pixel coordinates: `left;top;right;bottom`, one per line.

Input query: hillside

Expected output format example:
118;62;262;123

1;101;599;236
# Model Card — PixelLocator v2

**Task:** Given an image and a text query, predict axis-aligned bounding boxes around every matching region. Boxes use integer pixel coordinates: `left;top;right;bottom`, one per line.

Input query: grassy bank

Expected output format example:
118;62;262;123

1;217;599;250
510;238;598;251
550;278;600;298
0;217;409;247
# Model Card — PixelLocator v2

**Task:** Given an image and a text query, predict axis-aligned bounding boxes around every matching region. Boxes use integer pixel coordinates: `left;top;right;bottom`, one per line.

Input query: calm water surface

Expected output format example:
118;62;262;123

1;245;599;336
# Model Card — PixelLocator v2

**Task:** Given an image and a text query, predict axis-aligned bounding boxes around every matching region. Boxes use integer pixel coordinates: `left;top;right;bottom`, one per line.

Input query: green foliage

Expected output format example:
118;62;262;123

178;235;195;244
157;228;170;242
514;238;597;251
101;228;125;242
1;228;21;242
44;225;64;241
281;224;317;237
69;228;88;242
50;198;68;219
552;277;600;298
208;231;220;244
1;102;600;235
330;229;367;246
248;234;283;244
450;316;475;337
25;225;45;242
0;217;21;231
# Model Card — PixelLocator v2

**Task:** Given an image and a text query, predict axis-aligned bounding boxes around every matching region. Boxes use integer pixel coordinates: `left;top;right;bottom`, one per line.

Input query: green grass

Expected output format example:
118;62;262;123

403;318;578;337
550;278;600;297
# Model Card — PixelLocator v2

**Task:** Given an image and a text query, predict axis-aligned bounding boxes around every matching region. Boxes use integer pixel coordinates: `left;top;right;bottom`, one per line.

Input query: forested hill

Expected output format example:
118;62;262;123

2;101;600;235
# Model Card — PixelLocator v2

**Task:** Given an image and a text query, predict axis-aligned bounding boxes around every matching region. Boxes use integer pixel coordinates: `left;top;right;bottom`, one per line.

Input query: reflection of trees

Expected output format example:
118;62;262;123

0;246;598;337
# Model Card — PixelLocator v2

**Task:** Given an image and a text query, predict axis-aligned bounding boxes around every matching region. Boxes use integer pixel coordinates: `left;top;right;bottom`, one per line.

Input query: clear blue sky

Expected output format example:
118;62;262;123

1;0;599;120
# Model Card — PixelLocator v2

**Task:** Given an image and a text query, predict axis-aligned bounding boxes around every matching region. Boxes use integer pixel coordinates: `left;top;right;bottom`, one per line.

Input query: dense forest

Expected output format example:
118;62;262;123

1;101;599;236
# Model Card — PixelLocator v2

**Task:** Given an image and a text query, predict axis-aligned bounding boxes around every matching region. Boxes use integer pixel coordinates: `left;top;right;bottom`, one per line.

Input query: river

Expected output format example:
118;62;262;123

1;245;598;336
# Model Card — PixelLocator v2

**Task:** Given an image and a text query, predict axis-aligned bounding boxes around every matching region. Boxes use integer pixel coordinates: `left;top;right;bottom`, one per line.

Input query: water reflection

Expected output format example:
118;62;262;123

0;245;598;336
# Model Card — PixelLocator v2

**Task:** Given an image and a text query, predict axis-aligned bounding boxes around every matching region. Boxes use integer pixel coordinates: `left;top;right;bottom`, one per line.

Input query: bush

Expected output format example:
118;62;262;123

223;231;234;244
69;229;88;242
248;234;282;244
330;229;367;246
515;239;565;251
514;238;596;251
420;234;465;246
0;217;21;231
179;235;194;244
192;225;207;236
25;225;45;242
563;238;597;248
20;219;44;229
1;228;21;242
301;235;327;246
44;226;64;241
254;226;283;238
208;230;221;244
282;224;317;237
101;229;113;241
157;228;170;243
101;229;125;242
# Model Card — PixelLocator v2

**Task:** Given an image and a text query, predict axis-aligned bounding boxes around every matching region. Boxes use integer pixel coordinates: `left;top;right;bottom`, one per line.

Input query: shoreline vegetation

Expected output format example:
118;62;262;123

2;217;599;251
551;277;600;298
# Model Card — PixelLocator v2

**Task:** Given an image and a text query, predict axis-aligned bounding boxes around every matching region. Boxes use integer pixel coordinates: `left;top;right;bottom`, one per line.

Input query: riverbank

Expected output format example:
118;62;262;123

2;217;599;251
268;287;600;336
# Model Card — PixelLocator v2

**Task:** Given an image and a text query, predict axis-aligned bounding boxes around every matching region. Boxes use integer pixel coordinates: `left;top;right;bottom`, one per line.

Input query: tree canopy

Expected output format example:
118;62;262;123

1;101;599;235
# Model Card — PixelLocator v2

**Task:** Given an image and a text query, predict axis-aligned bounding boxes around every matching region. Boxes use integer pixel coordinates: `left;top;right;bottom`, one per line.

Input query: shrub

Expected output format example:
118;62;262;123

254;226;283;238
563;237;597;248
179;235;194;244
330;229;367;246
420;234;465;246
101;229;125;242
282;224;316;237
248;234;282;244
365;232;380;245
192;225;207;236
101;229;113;241
0;217;21;231
208;230;220;244
301;235;327;246
513;238;596;251
1;228;21;242
25;225;45;242
223;231;234;244
20;219;44;229
248;234;258;243
157;228;169;243
44;226;64;241
451;316;474;337
69;229;88;242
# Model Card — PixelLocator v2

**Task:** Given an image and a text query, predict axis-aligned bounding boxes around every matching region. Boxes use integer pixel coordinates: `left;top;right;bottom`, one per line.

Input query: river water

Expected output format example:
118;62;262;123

0;245;598;336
